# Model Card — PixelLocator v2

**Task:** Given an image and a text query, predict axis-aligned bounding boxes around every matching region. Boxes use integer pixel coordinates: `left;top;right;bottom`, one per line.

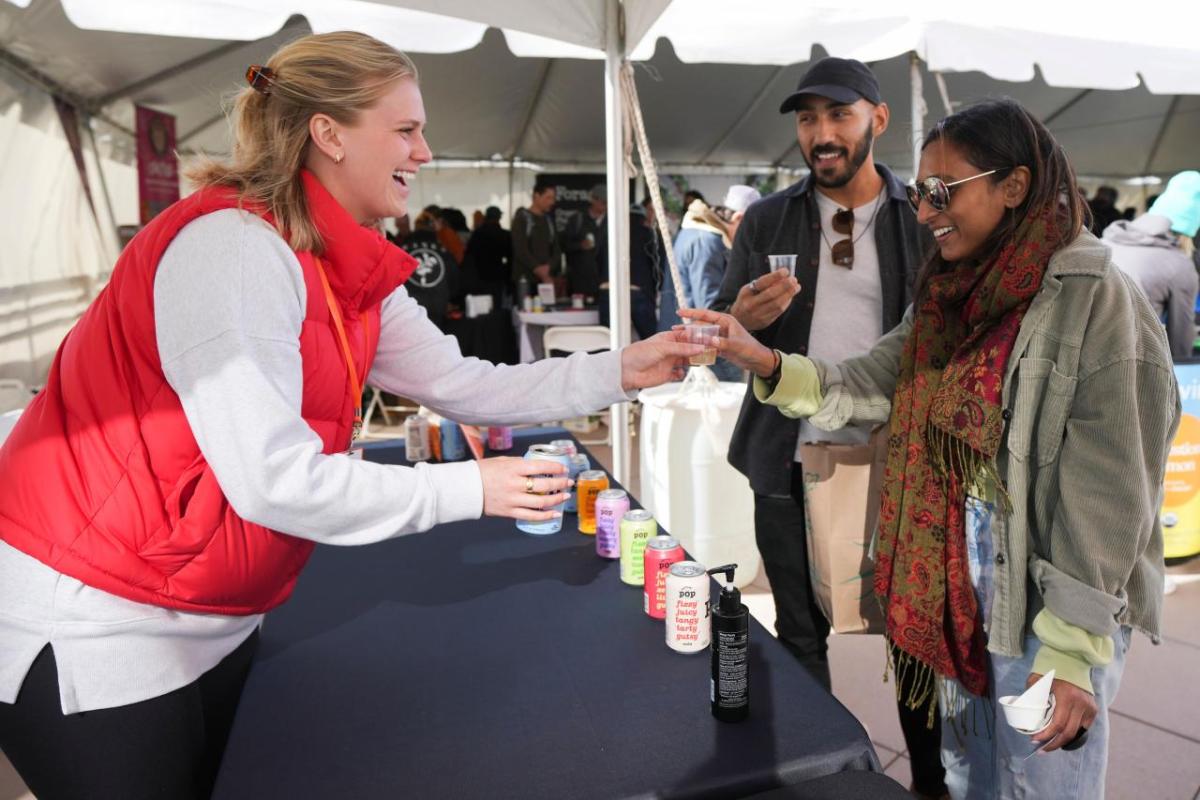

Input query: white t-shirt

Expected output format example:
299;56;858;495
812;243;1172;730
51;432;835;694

796;188;886;457
0;208;631;714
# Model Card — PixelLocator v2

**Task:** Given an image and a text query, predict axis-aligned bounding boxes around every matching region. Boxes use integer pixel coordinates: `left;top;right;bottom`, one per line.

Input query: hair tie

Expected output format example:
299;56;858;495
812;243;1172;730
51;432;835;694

245;65;276;95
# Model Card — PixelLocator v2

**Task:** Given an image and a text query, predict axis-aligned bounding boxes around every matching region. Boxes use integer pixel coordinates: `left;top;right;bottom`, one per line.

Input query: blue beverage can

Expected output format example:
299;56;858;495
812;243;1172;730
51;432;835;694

515;444;572;535
564;453;590;513
440;420;466;461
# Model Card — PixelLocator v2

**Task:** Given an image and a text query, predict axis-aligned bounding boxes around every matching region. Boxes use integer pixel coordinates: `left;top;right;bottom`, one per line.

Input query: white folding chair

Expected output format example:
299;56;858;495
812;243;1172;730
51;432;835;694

0;379;29;415
542;325;612;446
362;386;418;438
542;325;612;358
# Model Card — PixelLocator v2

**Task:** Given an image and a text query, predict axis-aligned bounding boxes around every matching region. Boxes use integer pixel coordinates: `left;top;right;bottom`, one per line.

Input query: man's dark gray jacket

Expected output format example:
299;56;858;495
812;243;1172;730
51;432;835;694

712;165;929;497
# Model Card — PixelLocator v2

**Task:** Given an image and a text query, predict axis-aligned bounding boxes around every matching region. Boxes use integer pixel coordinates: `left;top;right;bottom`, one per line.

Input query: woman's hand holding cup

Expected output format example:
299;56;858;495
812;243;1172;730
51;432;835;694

676;308;778;378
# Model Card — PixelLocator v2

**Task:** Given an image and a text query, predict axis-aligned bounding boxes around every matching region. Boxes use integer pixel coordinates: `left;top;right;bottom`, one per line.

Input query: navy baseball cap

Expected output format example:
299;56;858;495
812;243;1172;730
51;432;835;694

779;57;882;113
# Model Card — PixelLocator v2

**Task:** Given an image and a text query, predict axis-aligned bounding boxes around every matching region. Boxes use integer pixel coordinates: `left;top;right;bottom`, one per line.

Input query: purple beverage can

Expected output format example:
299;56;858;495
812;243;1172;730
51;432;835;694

487;426;513;451
594;489;629;560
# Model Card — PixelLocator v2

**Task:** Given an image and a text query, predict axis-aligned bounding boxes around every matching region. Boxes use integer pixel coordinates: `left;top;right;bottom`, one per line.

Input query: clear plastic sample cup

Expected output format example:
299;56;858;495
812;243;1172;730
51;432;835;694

768;254;798;277
684;323;720;366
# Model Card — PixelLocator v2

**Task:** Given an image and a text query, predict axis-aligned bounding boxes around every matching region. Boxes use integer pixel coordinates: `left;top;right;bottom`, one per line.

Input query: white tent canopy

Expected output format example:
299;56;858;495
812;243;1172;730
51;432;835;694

2;0;1199;480
4;0;1197;175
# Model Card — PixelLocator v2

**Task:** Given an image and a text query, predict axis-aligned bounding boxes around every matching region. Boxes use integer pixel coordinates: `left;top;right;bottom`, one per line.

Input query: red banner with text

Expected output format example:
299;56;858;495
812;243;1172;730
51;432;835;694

136;106;179;224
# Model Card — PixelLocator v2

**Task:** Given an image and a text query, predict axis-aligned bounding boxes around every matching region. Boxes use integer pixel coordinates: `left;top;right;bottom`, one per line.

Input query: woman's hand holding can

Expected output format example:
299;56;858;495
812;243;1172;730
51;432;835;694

478;457;572;521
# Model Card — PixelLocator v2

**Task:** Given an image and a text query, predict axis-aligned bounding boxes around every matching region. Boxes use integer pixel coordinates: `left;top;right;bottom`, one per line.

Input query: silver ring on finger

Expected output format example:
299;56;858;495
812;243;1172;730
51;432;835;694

750;279;760;294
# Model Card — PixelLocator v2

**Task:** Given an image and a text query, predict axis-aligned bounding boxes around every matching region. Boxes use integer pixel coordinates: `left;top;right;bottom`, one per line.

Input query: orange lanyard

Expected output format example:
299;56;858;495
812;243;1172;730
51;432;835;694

314;258;369;442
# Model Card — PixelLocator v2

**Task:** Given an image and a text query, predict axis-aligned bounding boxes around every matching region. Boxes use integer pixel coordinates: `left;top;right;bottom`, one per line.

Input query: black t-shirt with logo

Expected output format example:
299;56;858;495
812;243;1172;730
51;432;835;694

395;230;459;326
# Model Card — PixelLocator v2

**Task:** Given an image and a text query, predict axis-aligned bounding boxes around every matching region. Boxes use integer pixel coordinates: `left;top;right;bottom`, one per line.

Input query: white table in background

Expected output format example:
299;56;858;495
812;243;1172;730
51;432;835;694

514;308;600;362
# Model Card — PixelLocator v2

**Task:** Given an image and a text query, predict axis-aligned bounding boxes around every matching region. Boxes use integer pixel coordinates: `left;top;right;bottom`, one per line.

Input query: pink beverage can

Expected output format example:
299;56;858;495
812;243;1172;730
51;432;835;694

665;561;710;654
549;439;578;457
594;489;629;560
487;426;513;451
643;535;685;619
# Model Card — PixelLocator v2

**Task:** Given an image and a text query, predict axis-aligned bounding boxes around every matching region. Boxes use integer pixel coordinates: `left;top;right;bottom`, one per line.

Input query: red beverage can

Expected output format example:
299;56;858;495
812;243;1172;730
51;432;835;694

487;426;513;451
643;534;685;619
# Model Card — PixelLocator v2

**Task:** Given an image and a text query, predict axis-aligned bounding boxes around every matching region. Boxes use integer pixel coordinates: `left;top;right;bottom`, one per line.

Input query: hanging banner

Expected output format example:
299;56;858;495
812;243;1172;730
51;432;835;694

540;173;607;234
1163;362;1200;560
136;106;179;224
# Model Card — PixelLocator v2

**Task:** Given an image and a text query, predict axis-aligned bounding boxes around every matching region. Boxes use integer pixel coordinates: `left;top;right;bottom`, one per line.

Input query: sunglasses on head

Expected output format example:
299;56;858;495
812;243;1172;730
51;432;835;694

906;169;1000;213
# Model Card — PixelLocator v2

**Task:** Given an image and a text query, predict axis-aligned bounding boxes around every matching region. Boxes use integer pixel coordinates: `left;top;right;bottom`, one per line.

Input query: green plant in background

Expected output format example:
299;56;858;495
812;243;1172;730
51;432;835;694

747;174;777;198
658;175;688;220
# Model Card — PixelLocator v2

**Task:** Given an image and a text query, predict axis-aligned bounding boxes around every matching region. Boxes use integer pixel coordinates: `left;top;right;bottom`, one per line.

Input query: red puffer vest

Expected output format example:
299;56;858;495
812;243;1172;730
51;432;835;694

0;170;416;614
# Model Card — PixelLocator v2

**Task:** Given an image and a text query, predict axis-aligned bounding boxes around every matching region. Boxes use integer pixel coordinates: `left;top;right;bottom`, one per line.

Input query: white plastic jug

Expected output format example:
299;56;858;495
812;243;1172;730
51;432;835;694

638;370;759;588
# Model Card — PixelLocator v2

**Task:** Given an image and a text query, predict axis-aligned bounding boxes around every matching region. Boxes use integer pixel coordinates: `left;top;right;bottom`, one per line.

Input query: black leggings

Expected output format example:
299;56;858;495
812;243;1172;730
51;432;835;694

0;629;258;800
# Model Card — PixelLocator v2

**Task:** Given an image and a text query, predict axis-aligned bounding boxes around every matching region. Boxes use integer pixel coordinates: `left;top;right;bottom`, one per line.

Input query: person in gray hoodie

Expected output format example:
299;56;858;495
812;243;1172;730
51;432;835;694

1103;170;1200;361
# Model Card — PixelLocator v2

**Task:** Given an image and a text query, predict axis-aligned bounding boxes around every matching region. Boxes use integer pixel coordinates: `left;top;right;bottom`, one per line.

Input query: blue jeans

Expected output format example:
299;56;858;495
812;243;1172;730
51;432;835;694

945;497;1133;799
940;629;1131;800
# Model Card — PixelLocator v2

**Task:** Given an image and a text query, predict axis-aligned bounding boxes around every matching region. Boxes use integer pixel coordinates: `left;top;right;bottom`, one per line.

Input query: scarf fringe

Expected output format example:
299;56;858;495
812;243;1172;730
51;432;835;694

937;674;996;745
884;638;940;729
926;425;1012;514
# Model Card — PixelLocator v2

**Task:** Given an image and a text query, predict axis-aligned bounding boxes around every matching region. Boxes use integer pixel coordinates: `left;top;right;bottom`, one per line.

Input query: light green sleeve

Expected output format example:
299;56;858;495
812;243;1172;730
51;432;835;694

1031;608;1115;694
752;354;822;418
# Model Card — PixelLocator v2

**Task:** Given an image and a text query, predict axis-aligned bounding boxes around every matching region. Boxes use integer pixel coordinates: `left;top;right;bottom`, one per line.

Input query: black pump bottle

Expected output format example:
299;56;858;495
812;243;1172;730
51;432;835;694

707;563;749;722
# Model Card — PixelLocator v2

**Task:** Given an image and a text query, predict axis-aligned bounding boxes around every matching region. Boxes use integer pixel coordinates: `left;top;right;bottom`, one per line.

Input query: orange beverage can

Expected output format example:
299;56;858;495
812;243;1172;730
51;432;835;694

576;470;609;534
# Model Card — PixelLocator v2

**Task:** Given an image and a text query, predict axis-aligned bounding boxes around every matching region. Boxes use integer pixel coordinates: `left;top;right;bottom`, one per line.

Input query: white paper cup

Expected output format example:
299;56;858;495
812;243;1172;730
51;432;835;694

999;692;1056;734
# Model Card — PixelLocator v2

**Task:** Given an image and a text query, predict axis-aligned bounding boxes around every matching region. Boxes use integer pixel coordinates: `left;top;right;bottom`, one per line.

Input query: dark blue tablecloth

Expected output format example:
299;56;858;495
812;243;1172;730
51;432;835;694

213;429;880;800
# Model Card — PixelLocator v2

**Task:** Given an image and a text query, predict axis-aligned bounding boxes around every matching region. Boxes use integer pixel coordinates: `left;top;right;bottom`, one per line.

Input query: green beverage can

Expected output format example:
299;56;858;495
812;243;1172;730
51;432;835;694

619;509;657;586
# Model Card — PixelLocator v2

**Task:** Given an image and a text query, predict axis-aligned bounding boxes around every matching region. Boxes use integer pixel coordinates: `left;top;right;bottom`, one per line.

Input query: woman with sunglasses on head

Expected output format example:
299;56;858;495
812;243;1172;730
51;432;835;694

0;32;699;800
683;98;1178;799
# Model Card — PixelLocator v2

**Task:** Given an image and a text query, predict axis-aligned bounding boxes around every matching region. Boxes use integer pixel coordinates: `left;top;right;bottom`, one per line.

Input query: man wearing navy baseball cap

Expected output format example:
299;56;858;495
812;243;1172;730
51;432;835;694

713;57;943;799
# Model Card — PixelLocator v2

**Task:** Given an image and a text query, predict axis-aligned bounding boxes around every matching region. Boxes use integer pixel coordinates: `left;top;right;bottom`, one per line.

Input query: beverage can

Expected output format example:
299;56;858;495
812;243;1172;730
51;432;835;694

666;561;710;653
643;535;685;618
575;470;609;535
549;439;578;456
440;420;466;461
594;489;629;560
515;444;571;535
404;416;430;462
564;453;590;513
619;509;657;586
487;426;513;451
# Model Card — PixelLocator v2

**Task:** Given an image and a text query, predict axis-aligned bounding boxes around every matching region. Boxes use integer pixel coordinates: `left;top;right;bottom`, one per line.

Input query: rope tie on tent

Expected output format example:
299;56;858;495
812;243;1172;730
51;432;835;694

619;62;723;422
619;63;689;317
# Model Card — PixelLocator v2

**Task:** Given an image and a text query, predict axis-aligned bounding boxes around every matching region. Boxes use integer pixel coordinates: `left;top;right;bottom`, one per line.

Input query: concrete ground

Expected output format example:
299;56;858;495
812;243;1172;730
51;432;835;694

4;419;1199;800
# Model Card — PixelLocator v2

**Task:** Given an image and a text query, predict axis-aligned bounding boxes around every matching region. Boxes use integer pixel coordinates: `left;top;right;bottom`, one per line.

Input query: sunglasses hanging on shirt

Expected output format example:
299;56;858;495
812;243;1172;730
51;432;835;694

820;192;884;269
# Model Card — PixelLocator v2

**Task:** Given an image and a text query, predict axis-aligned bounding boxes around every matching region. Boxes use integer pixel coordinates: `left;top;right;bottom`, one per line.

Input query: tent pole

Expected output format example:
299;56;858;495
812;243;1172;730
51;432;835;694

604;0;631;487
910;53;924;181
